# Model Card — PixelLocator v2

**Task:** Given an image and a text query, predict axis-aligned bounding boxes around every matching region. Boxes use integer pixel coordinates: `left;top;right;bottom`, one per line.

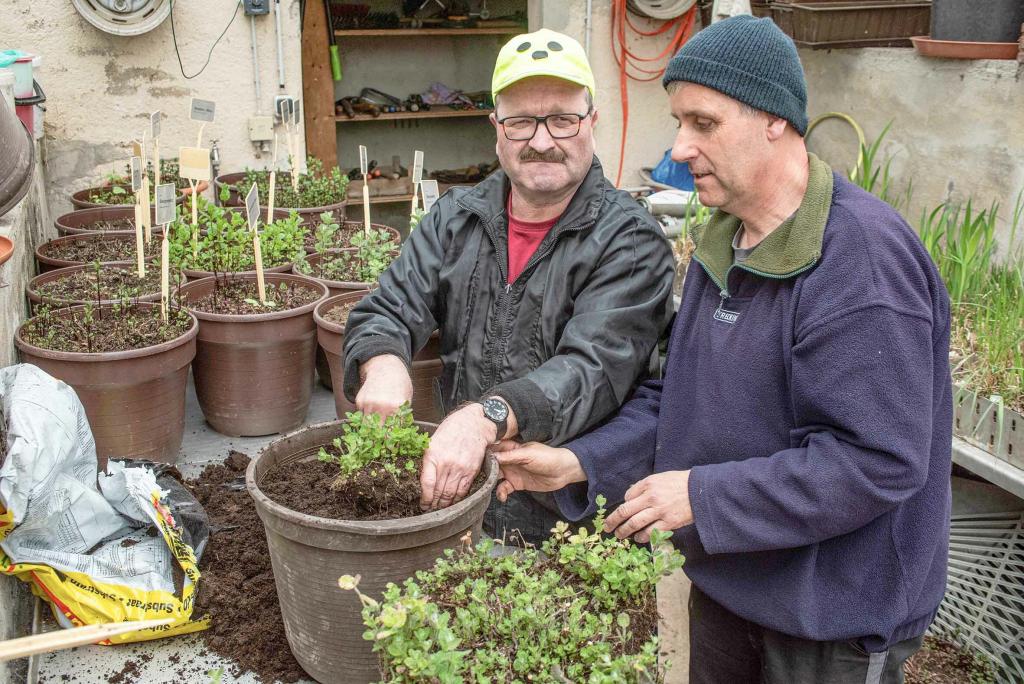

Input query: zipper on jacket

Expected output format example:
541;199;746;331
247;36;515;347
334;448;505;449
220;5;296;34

693;255;819;302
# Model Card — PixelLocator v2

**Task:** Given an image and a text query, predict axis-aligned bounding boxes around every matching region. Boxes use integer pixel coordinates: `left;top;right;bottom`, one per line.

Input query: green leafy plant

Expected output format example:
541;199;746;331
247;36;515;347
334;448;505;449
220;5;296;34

341;495;684;683
850;122;912;215
165;197;305;274
240;157;349;208
318;405;429;488
297;224;398;284
409;207;426;232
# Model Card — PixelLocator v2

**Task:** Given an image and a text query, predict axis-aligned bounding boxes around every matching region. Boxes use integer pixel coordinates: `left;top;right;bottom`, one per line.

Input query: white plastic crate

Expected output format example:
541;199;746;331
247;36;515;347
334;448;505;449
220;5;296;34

932;510;1024;680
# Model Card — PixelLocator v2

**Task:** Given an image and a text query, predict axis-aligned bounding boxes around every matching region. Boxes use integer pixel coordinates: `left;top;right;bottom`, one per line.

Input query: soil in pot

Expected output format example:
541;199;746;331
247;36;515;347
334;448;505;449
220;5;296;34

321;297;360;326
39;234;158;268
19;303;192;353
188;452;304;683
31;264;181;307
184;277;321;315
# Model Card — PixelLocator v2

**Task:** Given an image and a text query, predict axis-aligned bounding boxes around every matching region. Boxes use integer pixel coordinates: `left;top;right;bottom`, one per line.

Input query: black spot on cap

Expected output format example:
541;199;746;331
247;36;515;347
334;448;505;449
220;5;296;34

547;41;563;51
532;50;548;60
516;41;531;52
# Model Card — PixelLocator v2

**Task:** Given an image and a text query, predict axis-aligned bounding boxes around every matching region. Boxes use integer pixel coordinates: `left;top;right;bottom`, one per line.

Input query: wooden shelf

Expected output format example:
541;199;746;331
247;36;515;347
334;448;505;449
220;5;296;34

334;27;520;37
336;107;493;124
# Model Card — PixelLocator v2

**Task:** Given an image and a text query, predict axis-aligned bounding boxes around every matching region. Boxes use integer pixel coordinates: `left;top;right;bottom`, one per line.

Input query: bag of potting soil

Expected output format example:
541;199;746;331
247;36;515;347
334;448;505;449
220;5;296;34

0;363;210;643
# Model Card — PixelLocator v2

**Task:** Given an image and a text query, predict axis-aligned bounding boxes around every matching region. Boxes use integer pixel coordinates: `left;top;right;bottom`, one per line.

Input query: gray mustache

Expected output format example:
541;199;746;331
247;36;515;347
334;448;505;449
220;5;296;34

519;149;566;163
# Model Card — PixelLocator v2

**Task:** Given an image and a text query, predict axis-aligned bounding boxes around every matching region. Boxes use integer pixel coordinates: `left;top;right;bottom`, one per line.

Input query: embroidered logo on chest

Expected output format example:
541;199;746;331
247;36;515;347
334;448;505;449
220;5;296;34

713;306;740;324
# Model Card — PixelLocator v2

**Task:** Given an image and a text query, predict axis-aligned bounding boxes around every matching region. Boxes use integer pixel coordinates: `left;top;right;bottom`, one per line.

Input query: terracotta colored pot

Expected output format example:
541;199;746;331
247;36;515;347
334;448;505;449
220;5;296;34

54;206;166;237
0;236;13;268
70;185;186;211
35;232;154;273
214;171;348;226
14;302;198;468
246;420;497;684
178;273;329;437
26;262;164;313
314;292;442;423
302;221;401;254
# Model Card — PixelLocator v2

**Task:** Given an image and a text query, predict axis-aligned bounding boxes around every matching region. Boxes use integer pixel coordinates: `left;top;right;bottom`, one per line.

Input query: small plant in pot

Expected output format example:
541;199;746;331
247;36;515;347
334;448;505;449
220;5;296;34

166;199;305;280
71;160;190;210
14;299;198;468
295;212;399;291
343;495;683;683
26;259;183;312
245;407;499;684
216;157;350;226
176;271;328;437
35;232;159;273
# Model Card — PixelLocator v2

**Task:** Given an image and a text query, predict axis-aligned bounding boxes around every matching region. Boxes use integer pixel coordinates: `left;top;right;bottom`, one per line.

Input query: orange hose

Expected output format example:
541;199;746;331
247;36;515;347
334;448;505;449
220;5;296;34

610;1;696;187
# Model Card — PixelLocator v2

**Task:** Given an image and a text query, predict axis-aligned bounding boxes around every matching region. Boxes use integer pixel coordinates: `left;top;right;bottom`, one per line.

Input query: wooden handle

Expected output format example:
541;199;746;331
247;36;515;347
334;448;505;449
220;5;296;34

0;618;174;662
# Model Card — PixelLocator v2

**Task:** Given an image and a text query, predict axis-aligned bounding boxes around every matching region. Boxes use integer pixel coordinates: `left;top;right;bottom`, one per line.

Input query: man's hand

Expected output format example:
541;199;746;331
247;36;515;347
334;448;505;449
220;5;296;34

420;403;497;511
355;354;412;417
492;441;586;502
603;471;693;544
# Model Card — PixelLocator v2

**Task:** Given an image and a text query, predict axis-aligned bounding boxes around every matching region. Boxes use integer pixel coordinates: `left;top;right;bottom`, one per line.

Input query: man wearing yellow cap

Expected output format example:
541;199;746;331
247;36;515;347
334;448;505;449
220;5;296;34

341;28;674;543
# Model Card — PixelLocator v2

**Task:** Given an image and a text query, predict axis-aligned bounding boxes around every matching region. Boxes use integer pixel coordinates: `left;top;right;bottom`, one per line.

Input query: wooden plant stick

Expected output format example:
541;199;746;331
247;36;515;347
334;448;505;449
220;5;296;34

359;145;370;237
141;177;152;243
160;235;170;322
267;135;278;224
190;180;199;260
253;233;267;304
0;618;175;662
134;202;145;278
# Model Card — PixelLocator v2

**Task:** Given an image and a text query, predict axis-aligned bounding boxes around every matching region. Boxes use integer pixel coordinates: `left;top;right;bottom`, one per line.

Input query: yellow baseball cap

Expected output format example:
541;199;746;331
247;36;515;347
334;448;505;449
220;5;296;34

492;28;596;100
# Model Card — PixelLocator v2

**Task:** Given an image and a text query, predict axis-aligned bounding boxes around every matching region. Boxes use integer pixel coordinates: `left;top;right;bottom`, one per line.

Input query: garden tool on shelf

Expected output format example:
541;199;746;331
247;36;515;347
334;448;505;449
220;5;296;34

324;0;341;81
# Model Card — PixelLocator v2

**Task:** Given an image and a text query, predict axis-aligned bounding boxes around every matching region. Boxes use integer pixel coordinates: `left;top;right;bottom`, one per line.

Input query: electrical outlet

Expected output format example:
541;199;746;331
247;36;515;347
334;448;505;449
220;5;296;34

274;95;300;124
243;0;270;15
248;115;274;142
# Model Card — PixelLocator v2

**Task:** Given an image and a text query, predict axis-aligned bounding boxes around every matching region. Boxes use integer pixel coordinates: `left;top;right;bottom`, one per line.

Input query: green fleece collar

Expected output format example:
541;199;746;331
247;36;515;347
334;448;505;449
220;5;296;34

691;153;834;291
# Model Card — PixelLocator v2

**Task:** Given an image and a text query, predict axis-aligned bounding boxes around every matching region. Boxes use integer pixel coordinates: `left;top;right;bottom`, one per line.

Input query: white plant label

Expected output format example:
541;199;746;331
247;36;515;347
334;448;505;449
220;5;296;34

155;183;176;225
359;145;368;176
178;146;211;181
130;156;143;193
150;111;162;139
412;150;424;184
246;183;260;232
421;180;440;213
189;98;216;123
131;140;143;158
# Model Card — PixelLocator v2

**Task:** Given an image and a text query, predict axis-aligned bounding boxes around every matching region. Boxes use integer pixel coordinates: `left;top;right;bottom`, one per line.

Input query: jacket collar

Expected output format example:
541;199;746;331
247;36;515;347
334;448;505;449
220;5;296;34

457;156;607;236
691;153;834;287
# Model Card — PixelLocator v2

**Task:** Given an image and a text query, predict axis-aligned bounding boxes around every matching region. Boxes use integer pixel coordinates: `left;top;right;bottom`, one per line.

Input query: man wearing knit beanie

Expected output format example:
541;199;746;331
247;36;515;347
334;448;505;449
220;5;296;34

491;15;952;684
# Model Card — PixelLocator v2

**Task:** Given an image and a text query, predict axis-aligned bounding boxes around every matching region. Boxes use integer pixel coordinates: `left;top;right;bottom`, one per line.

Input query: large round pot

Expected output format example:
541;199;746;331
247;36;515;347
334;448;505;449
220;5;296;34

302;221;401;254
214;171;348;227
178;272;329;437
315;292;442;423
14;302;198;468
70;185;187;211
26;262;163;313
183;261;294;282
35;232;152;273
54;206;166;237
246;419;498;684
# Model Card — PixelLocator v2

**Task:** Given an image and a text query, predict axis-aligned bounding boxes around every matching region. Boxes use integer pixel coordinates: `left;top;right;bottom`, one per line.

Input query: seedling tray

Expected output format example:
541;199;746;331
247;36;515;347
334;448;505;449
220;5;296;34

771;1;931;48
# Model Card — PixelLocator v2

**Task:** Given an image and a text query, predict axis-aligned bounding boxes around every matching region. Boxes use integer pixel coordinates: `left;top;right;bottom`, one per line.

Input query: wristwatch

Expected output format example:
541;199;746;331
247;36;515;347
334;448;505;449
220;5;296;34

478;396;509;442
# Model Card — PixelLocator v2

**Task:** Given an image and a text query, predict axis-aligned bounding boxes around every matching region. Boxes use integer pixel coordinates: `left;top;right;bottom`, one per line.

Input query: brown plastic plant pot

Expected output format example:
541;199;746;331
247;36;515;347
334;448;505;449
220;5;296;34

182;261;294;282
13;302;198;469
26;262;163;314
245;419;498;684
177;272;329;437
315;291;442;423
54;206;166;237
214;171;348;227
35;232;155;273
70;185;187;211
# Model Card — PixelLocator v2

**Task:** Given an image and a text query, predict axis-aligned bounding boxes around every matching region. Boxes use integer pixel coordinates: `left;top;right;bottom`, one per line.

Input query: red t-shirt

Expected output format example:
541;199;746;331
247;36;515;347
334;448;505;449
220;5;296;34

506;196;559;284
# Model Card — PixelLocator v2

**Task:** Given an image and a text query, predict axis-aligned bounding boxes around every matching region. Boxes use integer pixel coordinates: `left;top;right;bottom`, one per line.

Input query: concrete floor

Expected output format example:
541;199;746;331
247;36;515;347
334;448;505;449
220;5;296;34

34;375;691;683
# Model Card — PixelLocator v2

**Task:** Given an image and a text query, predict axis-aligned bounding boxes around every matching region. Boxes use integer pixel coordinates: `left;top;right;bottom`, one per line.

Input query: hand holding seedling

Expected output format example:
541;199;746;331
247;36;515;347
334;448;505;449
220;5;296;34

493;441;585;502
420;402;510;511
603;471;694;544
356;354;413;417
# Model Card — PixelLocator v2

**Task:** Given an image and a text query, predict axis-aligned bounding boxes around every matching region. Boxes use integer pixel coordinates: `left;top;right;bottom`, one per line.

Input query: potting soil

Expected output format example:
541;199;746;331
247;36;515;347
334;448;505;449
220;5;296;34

259;456;486;521
80;218;136;232
42;236;157;263
304;253;364;283
185;279;322;315
904;635;997;683
190;452;306;683
35;266;172;302
19;305;193;353
321;298;360;326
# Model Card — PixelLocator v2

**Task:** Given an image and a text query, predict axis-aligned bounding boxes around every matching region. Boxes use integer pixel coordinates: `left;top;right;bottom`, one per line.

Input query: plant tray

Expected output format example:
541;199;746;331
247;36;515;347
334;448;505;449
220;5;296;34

772;1;931;48
953;385;1024;470
911;35;1020;60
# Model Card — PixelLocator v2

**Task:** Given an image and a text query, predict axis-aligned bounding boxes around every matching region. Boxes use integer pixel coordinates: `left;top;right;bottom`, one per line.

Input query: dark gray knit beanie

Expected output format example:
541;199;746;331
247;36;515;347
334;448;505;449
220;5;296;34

663;15;808;135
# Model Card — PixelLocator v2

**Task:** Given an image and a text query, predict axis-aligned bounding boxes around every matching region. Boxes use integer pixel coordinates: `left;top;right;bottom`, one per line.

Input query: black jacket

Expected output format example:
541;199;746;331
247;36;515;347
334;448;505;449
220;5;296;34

342;157;675;444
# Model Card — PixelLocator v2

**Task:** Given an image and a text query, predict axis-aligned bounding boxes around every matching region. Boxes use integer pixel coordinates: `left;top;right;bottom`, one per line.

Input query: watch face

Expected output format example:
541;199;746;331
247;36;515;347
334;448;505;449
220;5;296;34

482;397;509;421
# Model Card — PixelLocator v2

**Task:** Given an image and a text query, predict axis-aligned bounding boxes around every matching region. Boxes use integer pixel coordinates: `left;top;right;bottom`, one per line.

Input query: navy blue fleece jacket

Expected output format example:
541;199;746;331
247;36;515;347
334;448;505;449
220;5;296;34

555;155;952;650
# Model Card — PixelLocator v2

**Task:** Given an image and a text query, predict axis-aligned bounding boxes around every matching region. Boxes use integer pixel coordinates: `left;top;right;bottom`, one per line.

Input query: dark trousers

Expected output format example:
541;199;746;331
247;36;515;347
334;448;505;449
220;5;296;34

689;585;924;684
482;490;566;547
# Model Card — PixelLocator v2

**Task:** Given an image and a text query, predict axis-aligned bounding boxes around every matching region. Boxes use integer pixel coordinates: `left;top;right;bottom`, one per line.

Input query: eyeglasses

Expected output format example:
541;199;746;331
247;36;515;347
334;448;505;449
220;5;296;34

497;107;593;141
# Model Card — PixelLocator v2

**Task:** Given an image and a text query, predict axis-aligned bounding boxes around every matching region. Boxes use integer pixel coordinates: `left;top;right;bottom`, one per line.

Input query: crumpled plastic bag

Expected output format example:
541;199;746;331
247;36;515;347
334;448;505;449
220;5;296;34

0;364;209;643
